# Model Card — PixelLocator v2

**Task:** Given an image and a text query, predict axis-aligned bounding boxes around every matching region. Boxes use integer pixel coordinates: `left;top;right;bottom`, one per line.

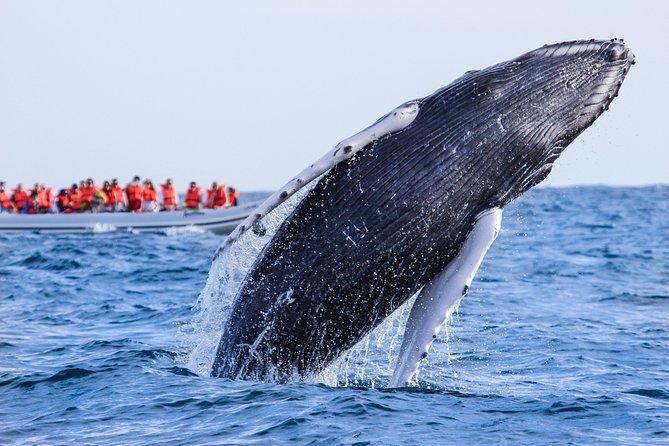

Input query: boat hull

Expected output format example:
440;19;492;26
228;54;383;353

0;202;259;235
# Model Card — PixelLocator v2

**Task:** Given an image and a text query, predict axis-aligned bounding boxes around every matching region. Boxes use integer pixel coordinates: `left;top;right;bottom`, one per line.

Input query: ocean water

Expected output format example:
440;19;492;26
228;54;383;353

1;186;667;445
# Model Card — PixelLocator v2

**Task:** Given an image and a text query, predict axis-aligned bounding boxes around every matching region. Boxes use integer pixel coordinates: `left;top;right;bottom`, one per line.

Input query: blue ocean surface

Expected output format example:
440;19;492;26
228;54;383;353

1;186;667;445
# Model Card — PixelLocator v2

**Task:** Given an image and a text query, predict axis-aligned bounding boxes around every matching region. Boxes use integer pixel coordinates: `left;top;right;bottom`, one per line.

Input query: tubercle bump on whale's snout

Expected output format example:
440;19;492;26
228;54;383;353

602;39;635;65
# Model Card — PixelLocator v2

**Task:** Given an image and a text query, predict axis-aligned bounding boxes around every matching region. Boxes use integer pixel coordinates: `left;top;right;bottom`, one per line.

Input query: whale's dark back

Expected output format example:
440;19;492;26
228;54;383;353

212;40;634;380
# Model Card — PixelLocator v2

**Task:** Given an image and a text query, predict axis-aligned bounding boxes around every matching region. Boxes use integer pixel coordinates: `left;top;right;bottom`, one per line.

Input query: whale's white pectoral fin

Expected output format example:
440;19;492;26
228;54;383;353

213;101;420;259
390;208;502;387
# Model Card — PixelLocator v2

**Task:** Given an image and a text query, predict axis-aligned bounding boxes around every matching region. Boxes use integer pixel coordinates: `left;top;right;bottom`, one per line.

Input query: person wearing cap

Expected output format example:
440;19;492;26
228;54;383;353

184;181;202;210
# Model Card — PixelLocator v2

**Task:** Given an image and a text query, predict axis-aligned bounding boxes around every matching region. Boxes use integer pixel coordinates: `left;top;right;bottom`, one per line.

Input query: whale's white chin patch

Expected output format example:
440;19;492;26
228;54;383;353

390;208;502;387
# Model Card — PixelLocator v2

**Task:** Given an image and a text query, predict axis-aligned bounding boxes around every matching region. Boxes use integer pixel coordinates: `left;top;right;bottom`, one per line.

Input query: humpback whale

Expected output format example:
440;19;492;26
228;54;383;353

210;39;634;385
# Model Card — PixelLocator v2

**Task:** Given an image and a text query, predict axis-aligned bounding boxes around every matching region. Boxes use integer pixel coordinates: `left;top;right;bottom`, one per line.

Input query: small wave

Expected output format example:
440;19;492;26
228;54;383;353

163;225;207;236
543;401;589;414
599;292;669;303
13;251;82;271
1;367;97;389
624;388;669;400
92;223;118;233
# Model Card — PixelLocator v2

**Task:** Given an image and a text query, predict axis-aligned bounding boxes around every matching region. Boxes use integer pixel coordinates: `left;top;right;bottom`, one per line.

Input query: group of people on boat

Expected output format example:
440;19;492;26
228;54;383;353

0;177;239;214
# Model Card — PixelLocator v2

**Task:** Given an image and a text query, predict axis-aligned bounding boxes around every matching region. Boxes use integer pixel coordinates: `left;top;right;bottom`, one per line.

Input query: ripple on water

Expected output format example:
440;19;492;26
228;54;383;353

0;187;667;445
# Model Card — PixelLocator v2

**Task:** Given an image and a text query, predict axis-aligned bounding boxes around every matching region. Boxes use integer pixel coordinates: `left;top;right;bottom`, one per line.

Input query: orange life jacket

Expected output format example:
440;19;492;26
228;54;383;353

37;189;50;211
79;186;95;204
205;189;215;209
185;187;202;208
214;186;227;207
103;189;117;206
56;193;71;213
68;189;82;211
12;189;29;211
206;186;227;208
26;194;37;214
126;184;143;202
161;185;177;206
143;187;157;202
112;186;125;204
45;188;53;207
0;191;12;209
228;190;239;206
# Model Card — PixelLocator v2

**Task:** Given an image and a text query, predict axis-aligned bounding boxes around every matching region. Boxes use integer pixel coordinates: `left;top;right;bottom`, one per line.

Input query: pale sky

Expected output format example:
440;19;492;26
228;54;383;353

1;0;666;192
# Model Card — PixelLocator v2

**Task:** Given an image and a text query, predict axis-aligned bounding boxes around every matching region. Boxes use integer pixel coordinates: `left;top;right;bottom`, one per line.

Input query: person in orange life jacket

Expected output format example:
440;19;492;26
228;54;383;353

90;185;108;213
31;183;41;213
225;186;239;207
42;184;54;213
0;181;14;213
11;183;29;214
160;178;178;211
101;181;117;212
205;181;216;209
56;189;73;213
78;178;96;212
36;184;52;213
126;176;143;212
26;190;38;214
184;181;202;210
206;181;227;209
142;179;159;212
111;178;126;212
68;183;82;212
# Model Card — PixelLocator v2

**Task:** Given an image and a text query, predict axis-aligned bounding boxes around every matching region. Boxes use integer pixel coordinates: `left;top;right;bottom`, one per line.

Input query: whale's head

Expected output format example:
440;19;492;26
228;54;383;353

441;39;634;206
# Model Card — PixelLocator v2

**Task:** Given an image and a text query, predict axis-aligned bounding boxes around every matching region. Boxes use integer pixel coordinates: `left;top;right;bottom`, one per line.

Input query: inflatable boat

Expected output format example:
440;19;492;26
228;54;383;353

0;201;260;235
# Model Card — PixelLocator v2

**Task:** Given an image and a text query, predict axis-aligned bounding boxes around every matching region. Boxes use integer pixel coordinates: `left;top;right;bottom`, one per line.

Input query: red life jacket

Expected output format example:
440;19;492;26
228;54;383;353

0;191;12;209
45;188;53;208
79;186;95;204
56;193;72;213
37;189;50;211
113;186;125;204
126;184;143;202
104;189;117;206
206;186;227;208
161;185;177;206
12;189;29;211
26;194;37;214
185;187;202;208
214;186;227;207
228;190;239;206
68;189;82;211
143;187;157;202
205;189;215;209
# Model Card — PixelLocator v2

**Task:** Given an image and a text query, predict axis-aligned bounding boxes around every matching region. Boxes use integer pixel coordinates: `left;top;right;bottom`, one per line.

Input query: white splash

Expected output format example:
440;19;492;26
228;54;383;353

177;182;317;376
91;223;118;233
163;225;206;236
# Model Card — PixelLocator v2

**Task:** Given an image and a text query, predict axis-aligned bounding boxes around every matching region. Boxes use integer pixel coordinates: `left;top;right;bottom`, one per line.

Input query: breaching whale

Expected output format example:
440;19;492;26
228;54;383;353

210;39;634;385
